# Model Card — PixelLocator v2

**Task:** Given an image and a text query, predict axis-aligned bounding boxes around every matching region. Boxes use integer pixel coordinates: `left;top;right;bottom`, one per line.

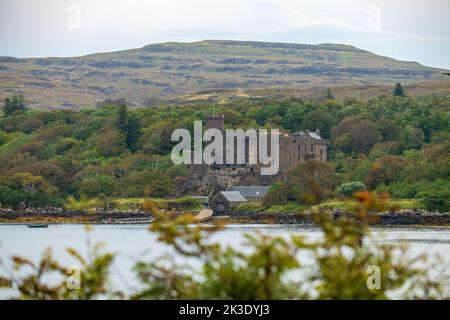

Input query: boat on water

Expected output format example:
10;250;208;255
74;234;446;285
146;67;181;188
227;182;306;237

27;223;49;228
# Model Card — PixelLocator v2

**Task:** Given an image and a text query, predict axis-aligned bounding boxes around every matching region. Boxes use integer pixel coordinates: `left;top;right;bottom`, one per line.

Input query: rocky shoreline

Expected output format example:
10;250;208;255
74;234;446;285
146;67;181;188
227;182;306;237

0;208;449;226
0;208;153;224
222;209;450;226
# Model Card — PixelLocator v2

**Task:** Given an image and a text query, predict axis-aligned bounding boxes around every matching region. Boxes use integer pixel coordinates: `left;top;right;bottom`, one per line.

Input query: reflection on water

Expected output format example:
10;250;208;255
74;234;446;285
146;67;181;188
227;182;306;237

0;224;449;297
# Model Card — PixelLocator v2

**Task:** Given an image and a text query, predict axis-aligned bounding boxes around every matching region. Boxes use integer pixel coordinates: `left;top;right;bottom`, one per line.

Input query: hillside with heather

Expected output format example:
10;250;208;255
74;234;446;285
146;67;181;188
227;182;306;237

0;40;448;109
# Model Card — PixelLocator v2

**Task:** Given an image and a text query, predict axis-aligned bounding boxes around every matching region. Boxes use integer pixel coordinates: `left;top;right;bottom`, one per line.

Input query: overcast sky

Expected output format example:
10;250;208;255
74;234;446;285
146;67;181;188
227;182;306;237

1;0;449;69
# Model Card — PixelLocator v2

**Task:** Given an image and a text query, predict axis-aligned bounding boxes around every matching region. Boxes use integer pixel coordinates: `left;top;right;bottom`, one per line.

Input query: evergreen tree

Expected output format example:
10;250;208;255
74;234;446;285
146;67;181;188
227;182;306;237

2;93;27;116
325;87;335;100
115;104;141;152
126;114;141;152
393;83;406;97
116;104;129;134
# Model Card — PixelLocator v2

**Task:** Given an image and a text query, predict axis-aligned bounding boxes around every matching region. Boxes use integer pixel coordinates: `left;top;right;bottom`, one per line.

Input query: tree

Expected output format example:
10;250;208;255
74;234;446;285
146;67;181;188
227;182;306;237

302;109;336;139
115;104;129;134
286;160;335;204
3;172;55;194
393;83;406;97
94;127;126;157
325;87;335;100
419;188;450;213
79;175;118;198
0;173;60;209
365;156;406;189
115;104;141;152
401;126;424;150
0;186;23;209
2;93;27;116
281;106;304;132
262;182;292;206
122;170;173;198
376;117;401;141
332;117;382;154
126;114;141;152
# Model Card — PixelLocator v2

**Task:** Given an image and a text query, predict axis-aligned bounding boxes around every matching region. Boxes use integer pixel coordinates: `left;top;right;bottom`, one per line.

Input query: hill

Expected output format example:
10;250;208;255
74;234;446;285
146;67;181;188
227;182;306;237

0;40;448;109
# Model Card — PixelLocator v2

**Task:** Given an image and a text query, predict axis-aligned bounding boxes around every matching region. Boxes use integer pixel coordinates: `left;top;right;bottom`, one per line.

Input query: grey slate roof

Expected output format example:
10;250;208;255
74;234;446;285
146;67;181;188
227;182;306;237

229;186;269;199
293;131;322;140
219;191;247;202
308;132;322;140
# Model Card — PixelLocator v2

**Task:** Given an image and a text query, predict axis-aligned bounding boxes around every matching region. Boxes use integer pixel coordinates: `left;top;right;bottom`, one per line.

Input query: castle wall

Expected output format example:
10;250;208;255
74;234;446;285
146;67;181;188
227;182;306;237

187;116;328;191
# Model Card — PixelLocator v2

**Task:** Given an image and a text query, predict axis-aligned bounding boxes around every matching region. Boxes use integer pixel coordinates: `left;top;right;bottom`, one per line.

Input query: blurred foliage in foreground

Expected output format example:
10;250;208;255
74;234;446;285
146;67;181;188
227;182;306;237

0;193;448;300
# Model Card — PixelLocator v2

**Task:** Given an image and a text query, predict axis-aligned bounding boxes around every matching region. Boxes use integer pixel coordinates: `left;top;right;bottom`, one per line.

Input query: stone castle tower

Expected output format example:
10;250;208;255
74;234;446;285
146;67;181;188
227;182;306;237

189;115;328;188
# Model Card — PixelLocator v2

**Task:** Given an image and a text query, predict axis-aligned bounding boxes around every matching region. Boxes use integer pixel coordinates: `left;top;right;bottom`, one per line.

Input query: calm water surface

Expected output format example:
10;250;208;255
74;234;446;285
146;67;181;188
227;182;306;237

1;224;449;297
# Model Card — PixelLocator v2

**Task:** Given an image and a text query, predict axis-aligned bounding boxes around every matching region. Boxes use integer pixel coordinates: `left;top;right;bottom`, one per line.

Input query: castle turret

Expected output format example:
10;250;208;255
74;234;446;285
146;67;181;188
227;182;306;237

205;115;224;132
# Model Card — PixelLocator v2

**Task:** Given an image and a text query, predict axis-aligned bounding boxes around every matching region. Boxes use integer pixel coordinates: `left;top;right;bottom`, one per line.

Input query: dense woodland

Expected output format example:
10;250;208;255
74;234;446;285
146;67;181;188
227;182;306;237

0;86;449;212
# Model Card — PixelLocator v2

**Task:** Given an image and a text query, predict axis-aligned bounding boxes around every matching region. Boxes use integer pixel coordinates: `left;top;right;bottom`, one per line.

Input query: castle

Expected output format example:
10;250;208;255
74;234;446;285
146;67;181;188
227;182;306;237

189;115;328;189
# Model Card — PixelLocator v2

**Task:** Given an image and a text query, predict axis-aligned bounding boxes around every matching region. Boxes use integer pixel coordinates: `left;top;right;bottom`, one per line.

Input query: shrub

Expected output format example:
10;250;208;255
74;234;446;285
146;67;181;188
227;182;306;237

337;181;366;197
166;197;201;211
419;189;450;212
233;202;263;213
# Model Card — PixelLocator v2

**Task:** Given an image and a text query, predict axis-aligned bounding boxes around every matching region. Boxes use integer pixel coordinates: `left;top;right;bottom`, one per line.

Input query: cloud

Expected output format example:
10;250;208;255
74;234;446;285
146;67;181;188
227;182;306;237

0;0;449;68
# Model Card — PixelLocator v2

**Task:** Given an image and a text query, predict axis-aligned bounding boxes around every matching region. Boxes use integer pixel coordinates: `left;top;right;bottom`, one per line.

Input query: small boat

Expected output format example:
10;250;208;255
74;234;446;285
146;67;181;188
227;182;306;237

27;223;49;228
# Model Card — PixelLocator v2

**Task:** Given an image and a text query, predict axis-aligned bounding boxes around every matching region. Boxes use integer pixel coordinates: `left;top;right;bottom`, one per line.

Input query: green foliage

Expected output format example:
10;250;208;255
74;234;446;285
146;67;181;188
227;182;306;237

287;160;336;204
365;156;406;189
233;201;263;213
262;182;292;207
0;172;61;209
165;197;202;211
393;83;406;97
420;191;450;212
126;114;142;152
378;179;449;200
79;175;118;198
123;169;173;198
0;93;448;207
332;116;382;154
114;104;142;152
302;109;335;139
337;181;367;197
2;93;27;116
325;87;335;100
94;126;126;157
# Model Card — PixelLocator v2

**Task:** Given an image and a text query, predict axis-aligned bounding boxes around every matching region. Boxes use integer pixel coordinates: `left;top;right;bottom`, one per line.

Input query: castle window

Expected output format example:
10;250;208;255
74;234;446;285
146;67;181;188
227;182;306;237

310;144;313;152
